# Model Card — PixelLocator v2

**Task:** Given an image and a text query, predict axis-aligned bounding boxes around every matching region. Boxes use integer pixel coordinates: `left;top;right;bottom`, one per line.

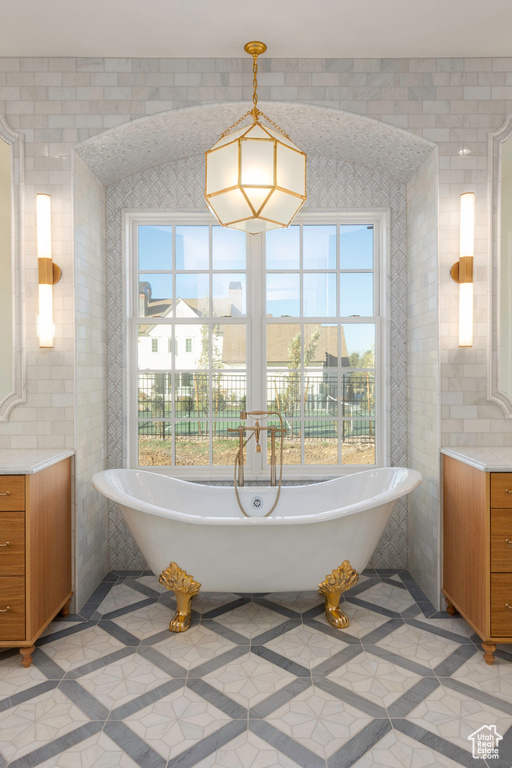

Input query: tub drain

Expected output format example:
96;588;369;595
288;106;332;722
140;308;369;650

251;496;264;510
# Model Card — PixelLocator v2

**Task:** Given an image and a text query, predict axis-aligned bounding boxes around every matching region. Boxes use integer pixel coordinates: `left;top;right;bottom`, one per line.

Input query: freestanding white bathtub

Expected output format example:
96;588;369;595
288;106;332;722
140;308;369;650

92;467;421;594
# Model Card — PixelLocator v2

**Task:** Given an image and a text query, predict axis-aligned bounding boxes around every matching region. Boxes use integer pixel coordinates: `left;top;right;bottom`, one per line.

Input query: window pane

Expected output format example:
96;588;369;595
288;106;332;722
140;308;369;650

213;421;240;466
304;372;338;417
174;324;209;369
211;372;246;417
266;226;300;270
175;423;209;465
341;325;375;367
175;274;209;316
267;372;301;417
342;420;375;465
215;325;246;369
138;422;172;466
305;324;338;369
340;224;373;269
341;372;375;418
267;324;300;367
303;225;336;269
138;225;172;271
138;373;172;418
340;273;373;317
138;275;173;317
304;421;338;464
175;373;209;417
269;419;301;464
212;226;246;269
138;327;172;371
213;274;246;317
266;273;300;317
176;225;209;270
303;273;336;317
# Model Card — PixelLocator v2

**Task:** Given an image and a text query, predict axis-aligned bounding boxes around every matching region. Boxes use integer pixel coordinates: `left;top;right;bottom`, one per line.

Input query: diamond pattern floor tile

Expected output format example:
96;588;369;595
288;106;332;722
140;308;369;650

203;652;295;707
154;624;237;670
0;687;91;763
351;727;468;767
0;653;48;699
375;623;460;670
112;601;173;639
358;582;416;613
95;584;146;615
326;650;422;707
2;569;509;768
135;575;166;593
266;683;374;759
37;731;140;768
265;624;348;670
451;654;512;704
123;686;233;761
332;604;389;639
263;591;323;614
406;682;512;752
192;592;242;614
193;730;303;767
79;651;170;709
42;625;127;671
214;603;289;638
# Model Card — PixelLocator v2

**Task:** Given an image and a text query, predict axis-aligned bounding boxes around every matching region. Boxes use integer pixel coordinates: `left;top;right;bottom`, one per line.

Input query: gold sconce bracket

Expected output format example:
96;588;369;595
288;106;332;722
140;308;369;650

38;257;62;286
450;256;473;284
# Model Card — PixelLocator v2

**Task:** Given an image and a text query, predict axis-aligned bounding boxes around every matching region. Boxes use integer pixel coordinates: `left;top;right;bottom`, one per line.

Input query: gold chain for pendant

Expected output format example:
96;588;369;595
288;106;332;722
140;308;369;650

217;48;291;142
253;54;258;109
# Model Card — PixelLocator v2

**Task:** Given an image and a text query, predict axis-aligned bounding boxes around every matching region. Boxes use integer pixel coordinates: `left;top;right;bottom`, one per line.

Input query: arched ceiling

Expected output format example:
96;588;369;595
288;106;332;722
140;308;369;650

76;102;434;187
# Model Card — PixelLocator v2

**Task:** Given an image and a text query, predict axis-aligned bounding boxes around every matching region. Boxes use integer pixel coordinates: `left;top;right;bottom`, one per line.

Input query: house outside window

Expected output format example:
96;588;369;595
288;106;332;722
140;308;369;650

130;213;385;477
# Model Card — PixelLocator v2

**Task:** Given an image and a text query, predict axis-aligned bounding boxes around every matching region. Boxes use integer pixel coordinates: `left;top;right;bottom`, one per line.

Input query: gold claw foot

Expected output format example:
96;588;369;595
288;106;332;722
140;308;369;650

318;560;359;629
159;562;201;633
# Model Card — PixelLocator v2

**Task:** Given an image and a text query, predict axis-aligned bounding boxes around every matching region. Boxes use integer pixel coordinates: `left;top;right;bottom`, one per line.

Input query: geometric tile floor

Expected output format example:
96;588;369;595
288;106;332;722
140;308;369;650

1;569;512;768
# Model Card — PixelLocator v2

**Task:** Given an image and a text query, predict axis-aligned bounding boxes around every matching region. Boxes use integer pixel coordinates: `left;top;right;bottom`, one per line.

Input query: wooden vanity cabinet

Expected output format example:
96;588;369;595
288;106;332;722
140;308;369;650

443;454;512;664
0;458;72;666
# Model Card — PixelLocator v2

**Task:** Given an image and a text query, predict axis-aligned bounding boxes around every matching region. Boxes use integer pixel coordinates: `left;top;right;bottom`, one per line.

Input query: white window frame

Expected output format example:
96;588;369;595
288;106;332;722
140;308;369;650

124;208;389;479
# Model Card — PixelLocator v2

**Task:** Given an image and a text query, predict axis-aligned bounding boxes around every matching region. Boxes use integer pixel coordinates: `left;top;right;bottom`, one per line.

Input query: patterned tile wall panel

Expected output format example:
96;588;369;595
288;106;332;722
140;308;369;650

105;153;408;569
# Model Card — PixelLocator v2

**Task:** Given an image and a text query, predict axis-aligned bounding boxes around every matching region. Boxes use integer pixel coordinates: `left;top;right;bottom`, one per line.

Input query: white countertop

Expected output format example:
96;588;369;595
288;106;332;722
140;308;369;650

0;449;74;475
441;447;512;472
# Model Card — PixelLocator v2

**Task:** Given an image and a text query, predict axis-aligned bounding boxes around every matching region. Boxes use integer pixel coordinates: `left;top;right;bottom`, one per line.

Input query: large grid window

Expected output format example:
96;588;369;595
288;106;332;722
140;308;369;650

130;214;383;475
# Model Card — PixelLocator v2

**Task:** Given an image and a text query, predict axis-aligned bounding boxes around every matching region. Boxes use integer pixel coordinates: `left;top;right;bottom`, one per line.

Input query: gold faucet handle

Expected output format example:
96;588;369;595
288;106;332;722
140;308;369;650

240;410;247;420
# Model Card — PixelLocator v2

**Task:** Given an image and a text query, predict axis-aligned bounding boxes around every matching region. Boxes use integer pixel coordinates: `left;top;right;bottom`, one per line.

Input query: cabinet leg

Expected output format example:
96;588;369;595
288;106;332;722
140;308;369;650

482;641;496;665
60;598;71;618
445;599;457;616
19;646;35;668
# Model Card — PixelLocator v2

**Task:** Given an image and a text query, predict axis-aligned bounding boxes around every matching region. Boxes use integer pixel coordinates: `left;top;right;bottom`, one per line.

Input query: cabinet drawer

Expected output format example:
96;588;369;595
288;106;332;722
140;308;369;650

491;510;512;571
0;576;25;641
491;474;512;509
0;476;25;511
0;512;24;576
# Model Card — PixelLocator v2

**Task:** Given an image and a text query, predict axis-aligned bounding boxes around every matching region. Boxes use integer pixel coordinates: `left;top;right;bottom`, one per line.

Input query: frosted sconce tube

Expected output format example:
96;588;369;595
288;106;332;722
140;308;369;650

450;192;475;348
36;194;61;348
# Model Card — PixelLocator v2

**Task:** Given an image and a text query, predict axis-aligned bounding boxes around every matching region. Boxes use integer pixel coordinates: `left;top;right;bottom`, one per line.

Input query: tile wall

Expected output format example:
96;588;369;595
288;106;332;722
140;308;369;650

73;154;109;606
407;150;441;605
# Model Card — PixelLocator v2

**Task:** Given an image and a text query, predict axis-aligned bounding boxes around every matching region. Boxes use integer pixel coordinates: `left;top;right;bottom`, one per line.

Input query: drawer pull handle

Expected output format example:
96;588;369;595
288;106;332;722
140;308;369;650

0;542;10;548
506;489;512;494
0;606;10;613
506;604;512;610
0;491;11;497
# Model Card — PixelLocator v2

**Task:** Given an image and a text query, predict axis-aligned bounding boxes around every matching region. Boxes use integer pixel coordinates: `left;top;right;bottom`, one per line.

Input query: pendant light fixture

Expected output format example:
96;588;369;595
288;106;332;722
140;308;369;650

205;41;307;234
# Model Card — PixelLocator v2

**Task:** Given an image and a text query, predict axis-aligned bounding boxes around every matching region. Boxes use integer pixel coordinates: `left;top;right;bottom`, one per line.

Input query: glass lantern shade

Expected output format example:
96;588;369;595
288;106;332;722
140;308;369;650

205;122;307;234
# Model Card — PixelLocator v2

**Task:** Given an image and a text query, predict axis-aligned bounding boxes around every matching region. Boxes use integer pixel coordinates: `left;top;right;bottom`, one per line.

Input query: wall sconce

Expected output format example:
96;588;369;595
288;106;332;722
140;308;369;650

450;192;475;348
36;194;61;348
